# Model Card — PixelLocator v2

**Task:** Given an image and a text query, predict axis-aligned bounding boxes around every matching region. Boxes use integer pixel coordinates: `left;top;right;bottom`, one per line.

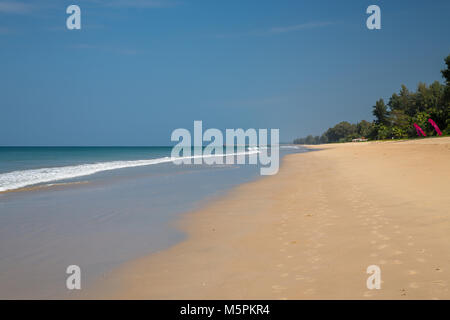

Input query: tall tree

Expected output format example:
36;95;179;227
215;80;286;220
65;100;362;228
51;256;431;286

356;120;373;138
441;55;450;133
441;54;450;85
372;99;389;125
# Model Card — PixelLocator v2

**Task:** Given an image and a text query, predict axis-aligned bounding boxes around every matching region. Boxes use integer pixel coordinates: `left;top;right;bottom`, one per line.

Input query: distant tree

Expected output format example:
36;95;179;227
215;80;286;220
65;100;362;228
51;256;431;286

375;124;391;140
319;134;328;144
441;54;450;85
304;135;315;144
293;54;450;143
356;120;373;138
323;121;357;142
372;99;389;125
293;135;322;145
440;55;450;134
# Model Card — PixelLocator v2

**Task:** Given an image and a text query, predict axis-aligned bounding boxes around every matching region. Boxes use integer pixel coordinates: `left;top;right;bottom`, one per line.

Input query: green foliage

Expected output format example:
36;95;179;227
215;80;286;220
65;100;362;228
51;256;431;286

293;54;450;144
322;121;357;143
442;55;450;85
356;120;373;138
373;99;389;125
293;135;321;145
412;111;435;136
374;124;391;140
391;126;408;139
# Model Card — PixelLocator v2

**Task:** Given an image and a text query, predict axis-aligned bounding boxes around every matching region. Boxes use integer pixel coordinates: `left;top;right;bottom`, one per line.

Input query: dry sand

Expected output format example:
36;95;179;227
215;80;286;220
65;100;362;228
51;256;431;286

88;137;450;299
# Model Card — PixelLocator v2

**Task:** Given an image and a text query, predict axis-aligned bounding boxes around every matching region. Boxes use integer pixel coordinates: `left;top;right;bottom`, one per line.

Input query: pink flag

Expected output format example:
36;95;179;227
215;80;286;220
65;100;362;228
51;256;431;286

413;123;426;136
428;118;442;136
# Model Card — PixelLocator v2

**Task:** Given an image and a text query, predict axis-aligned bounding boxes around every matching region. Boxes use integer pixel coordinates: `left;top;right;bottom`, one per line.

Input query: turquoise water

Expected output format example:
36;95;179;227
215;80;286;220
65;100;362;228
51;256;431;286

0;146;306;298
0;147;177;191
0;147;173;173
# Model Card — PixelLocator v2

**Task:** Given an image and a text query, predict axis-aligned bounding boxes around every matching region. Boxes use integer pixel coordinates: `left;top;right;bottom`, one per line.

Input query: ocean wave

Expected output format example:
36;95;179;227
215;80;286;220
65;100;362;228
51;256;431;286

0;150;259;192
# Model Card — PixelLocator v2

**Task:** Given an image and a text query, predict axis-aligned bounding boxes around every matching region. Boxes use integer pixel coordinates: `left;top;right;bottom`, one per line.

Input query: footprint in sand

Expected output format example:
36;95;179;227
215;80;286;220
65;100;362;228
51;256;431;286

303;288;316;295
271;285;286;292
409;282;420;289
308;256;321;263
363;291;374;297
432;280;446;287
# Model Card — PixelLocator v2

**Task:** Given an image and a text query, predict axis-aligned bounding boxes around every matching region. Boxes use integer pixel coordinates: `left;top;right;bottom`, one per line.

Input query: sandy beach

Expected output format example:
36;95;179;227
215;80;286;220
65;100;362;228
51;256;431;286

89;137;450;299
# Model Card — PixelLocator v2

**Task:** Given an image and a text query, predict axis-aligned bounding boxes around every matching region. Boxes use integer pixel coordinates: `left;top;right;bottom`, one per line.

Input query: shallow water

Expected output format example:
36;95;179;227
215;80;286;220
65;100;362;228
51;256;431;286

0;146;306;298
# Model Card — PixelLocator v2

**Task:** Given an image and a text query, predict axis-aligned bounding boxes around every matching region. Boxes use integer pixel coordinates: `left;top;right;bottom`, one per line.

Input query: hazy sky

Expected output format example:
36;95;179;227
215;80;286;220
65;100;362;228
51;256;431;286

1;0;449;145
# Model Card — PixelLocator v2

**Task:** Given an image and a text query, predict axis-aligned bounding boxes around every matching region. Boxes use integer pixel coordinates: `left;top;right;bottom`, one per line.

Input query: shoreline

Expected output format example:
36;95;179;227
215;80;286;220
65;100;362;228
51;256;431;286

86;137;450;299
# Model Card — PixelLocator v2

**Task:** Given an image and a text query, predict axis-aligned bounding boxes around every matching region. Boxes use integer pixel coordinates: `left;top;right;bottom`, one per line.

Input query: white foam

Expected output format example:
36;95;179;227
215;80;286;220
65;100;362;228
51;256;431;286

0;150;259;192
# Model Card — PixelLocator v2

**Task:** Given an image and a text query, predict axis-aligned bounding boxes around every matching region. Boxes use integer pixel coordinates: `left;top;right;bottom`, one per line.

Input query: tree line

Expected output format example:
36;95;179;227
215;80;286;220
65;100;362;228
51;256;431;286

294;54;450;144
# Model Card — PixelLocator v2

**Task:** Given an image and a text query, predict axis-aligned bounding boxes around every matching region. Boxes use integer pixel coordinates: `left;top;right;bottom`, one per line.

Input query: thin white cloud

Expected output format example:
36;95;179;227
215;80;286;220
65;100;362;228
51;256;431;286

0;0;180;14
0;1;33;14
216;21;334;38
91;0;180;8
270;21;334;34
70;43;141;55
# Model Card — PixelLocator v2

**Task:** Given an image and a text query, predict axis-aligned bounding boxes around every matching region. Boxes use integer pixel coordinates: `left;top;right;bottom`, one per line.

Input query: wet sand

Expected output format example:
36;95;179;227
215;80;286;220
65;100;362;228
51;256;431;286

89;137;450;299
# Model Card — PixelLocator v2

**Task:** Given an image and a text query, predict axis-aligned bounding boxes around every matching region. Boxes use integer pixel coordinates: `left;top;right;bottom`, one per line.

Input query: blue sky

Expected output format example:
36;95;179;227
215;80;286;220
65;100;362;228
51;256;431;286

1;0;449;145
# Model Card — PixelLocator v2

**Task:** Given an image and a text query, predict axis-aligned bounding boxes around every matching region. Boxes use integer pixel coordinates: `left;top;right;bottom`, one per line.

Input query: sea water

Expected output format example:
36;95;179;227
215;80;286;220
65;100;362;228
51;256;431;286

0;146;306;298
